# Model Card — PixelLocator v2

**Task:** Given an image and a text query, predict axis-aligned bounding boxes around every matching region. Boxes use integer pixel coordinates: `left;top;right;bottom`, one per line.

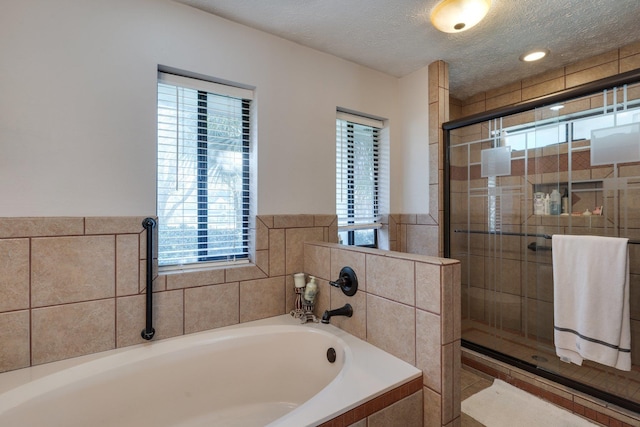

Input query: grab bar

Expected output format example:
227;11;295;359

141;217;157;340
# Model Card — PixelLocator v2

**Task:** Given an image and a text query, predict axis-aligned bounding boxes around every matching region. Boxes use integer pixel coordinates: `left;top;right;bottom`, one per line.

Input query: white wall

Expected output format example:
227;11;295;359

398;67;431;213
0;0;429;216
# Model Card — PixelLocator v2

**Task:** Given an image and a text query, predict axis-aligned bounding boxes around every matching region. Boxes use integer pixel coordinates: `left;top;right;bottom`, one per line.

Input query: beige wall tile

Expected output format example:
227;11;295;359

0;310;30;372
140;260;165;293
153;290;186;340
225;264;267;282
84;216;146;235
328;287;366;340
486;90;522;111
116;234;139;296
0;217;84;238
304;243;331;280
565;50;619;74
116;294;145;348
620;53;640;73
366;254;415;305
522;68;565;88
0;239;30;312
521;77;565;101
566;61;619;88
32;236;115;307
417;214;437;225
423;385;443;427
461;100;486;117
256;215;274;229
416;309;442;393
366;294;415;365
620;40;640;57
254;249;269;275
269;228;286;276
313;277;330;318
416;261;441;314
185;283;240;333
255;217;270;251
116;290;184;347
32;299;115;365
330;246;367;292
314;214;336;227
406;224;439;257
273;214;315;228
368;390;423;427
240;276;285;322
164;268;225;290
441;342;457;424
285;227;324;275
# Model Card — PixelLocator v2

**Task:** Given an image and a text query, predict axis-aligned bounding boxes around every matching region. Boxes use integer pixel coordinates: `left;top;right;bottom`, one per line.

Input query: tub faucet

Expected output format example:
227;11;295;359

321;303;353;324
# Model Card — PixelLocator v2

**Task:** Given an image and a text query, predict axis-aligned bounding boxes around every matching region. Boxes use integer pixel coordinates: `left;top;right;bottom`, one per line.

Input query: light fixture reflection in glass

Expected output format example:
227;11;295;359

520;49;549;62
430;0;491;33
550;105;564;111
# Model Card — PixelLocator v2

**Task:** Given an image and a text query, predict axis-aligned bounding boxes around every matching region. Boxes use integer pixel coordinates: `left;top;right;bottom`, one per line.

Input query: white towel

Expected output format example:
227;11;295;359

552;234;631;371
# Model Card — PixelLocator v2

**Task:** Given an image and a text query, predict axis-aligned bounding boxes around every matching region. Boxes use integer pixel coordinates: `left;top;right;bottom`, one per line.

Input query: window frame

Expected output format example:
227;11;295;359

156;71;253;269
336;111;383;248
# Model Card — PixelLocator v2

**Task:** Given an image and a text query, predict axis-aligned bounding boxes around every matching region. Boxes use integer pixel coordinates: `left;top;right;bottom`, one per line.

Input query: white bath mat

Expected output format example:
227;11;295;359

462;379;598;427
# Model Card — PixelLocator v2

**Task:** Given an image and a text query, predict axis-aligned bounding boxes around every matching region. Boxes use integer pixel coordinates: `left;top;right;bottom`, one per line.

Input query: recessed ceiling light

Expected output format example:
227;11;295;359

520;49;549;62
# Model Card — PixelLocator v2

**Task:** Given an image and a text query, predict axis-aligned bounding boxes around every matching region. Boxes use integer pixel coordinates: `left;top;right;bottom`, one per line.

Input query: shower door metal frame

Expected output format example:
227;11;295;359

443;68;640;414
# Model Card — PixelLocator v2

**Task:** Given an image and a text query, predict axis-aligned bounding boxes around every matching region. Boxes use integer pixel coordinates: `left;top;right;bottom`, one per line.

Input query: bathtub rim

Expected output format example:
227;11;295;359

0;314;422;427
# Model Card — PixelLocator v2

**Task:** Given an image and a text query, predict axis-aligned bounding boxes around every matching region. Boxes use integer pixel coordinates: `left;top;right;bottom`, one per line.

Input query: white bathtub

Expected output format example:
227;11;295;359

0;315;421;427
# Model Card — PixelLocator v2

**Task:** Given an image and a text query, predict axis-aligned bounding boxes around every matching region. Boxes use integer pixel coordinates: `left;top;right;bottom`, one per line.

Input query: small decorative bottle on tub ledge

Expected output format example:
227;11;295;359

290;272;307;322
302;276;319;323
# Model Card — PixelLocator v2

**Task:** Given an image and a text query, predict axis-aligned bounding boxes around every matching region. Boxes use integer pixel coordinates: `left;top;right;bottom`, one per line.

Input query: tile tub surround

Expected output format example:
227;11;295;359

304;241;462;427
0;214;337;372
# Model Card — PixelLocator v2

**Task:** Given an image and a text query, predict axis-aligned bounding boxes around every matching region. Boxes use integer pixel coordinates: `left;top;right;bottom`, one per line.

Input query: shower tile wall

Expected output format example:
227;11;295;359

0;214;337;372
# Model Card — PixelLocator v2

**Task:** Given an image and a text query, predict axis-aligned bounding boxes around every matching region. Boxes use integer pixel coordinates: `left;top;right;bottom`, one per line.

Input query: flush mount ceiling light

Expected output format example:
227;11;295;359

430;0;491;33
520;49;549;62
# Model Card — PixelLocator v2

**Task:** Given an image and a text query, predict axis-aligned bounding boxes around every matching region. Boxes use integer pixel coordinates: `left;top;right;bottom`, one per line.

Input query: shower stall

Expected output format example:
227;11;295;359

445;71;640;412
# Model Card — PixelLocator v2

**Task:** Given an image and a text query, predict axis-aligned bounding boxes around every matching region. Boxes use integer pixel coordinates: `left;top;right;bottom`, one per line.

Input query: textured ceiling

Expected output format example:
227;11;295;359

173;0;640;100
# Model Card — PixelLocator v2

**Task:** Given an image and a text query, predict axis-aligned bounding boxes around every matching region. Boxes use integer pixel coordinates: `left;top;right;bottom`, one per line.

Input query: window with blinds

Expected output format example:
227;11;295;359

336;111;382;247
157;72;252;267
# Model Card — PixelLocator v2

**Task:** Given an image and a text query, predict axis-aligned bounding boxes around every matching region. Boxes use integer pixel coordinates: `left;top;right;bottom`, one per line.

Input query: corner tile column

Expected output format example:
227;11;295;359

428;60;449;257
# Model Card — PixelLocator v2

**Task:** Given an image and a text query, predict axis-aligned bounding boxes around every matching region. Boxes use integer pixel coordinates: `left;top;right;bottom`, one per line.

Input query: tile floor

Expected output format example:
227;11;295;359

461;367;493;427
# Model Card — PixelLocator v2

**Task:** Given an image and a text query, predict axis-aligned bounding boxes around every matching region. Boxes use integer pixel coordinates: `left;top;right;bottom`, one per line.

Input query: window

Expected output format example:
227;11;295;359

157;72;252;267
336;111;382;247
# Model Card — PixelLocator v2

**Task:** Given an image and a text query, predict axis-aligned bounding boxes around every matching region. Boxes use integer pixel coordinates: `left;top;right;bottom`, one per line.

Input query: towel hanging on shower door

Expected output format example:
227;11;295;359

552;234;631;371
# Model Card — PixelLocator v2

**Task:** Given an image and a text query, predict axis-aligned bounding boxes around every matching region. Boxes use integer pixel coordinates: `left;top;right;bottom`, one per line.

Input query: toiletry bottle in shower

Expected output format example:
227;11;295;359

550;189;561;215
543;193;550;215
561;188;569;214
304;276;318;304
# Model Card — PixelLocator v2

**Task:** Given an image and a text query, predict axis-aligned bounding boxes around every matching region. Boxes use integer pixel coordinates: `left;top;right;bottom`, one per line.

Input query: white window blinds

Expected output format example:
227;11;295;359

336;111;382;234
157;72;252;267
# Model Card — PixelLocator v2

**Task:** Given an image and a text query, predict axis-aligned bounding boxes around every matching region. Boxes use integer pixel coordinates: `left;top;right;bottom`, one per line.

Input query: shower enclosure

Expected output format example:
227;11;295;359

445;72;640;412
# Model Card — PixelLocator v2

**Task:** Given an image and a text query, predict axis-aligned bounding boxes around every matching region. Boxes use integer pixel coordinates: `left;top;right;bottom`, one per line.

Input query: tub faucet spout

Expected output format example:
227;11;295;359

321;304;353;324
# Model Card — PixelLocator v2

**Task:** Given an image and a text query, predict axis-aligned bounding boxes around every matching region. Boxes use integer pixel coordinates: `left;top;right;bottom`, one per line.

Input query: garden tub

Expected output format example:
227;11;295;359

0;315;421;426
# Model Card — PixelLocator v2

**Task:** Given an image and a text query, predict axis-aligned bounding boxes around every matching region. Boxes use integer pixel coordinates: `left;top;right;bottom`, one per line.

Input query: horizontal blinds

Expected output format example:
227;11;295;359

157;72;251;267
336;113;381;230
